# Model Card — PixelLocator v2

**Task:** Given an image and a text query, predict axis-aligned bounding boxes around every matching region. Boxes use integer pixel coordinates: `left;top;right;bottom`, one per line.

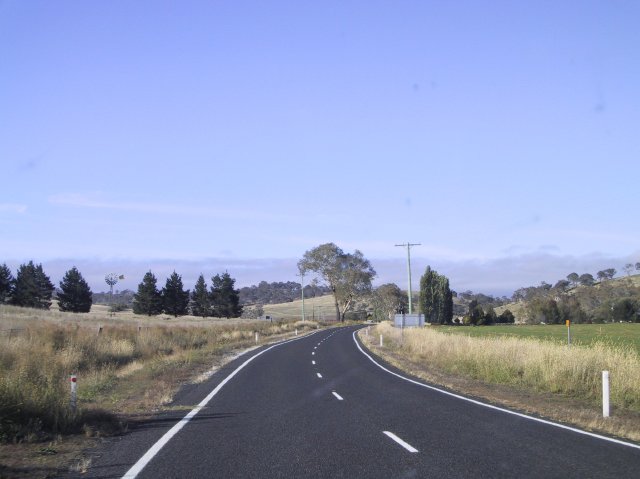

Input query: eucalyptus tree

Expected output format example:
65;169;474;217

578;273;595;286
371;283;407;321
298;243;376;322
566;272;579;288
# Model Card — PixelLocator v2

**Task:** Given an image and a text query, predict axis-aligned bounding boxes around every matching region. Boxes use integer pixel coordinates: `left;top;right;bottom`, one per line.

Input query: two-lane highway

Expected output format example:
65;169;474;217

77;325;640;478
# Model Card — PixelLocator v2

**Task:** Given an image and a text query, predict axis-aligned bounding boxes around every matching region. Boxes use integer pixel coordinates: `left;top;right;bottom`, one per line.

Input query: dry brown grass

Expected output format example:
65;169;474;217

263;295;337;321
0;304;320;444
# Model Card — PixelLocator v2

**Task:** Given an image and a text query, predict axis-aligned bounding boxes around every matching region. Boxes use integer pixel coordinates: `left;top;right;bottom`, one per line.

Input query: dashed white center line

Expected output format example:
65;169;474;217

312;352;315;355
332;391;344;401
316;373;322;378
312;360;316;365
383;431;419;453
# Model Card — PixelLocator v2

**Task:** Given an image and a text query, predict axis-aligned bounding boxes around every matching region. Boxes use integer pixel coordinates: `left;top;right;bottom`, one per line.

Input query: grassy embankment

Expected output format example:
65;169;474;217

359;322;640;441
262;294;337;321
0;303;320;444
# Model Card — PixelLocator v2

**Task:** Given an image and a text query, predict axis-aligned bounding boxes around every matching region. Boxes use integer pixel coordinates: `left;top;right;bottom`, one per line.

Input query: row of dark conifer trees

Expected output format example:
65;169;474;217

0;261;87;312
132;271;242;318
0;262;242;318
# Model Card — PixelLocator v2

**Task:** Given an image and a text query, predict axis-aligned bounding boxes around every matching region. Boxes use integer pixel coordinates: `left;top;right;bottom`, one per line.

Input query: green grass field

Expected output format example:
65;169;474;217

437;323;640;355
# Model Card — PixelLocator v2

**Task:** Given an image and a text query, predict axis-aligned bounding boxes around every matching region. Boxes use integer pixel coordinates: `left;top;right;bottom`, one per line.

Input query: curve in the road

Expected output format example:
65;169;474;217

122;330;322;479
352;329;640;452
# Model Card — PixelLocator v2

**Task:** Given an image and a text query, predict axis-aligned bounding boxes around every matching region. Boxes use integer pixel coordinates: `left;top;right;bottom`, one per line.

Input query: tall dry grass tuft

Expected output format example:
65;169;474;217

372;322;640;411
0;309;320;443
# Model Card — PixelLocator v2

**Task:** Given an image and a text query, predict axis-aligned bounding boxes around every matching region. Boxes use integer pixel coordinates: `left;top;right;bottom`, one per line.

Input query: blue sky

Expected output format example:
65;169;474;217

1;1;638;295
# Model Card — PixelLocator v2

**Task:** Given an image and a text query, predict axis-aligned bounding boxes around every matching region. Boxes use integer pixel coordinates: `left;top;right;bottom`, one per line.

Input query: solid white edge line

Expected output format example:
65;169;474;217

383;431;419;453
121;330;321;478
352;330;640;451
332;391;344;401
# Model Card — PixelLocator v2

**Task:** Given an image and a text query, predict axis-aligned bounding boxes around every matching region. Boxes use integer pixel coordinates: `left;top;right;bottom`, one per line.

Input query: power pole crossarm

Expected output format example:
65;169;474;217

395;243;421;315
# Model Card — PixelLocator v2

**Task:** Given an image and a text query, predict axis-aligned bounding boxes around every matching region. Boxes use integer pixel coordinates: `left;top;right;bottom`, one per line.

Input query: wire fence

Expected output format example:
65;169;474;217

0;328;26;339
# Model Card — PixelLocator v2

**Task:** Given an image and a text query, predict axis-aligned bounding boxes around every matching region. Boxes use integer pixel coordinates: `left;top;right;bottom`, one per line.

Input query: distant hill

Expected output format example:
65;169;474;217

238;281;331;305
261;295;337;321
496;274;640;324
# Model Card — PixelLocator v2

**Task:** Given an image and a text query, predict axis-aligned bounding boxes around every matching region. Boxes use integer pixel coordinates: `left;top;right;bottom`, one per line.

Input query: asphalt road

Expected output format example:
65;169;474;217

74;325;640;478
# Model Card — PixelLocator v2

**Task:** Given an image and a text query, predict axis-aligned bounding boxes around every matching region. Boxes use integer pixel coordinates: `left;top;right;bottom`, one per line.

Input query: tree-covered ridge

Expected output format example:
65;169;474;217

509;268;640;324
238;281;331;305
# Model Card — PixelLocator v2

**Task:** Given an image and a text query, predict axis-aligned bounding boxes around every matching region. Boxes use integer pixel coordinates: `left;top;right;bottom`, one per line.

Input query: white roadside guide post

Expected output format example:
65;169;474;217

70;374;77;412
255;332;259;344
566;319;571;346
603;371;610;418
380;334;383;347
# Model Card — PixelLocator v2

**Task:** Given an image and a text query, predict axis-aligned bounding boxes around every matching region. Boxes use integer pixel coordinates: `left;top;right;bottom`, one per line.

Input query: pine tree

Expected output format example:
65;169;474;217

211;272;242;318
0;263;13;303
162;271;190;317
190;274;211;318
133;271;163;316
57;266;93;312
10;261;54;309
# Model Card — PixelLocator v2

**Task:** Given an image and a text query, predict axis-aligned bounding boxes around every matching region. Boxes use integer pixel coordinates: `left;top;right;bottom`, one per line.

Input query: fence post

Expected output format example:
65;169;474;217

602;371;610;417
70;374;77;413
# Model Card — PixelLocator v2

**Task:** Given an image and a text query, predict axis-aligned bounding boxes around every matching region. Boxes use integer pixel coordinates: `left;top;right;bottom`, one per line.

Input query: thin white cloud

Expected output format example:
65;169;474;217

48;193;292;222
0;203;27;214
